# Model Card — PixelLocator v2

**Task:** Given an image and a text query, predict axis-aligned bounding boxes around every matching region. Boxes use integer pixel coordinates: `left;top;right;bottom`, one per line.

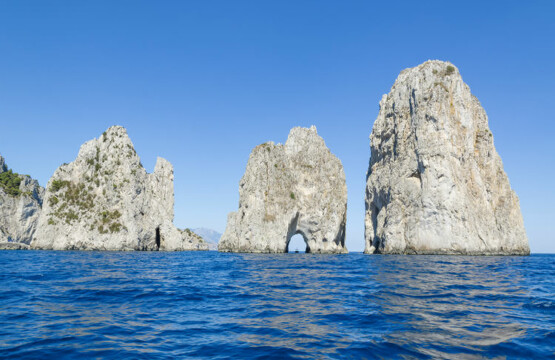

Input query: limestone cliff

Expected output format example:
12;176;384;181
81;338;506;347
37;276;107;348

365;60;529;255
31;126;207;251
219;126;347;254
0;155;44;247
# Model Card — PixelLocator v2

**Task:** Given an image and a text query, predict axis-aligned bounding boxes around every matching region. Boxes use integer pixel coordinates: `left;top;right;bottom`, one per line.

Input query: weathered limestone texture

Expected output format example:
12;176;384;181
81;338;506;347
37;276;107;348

31;126;207;251
219;126;347;253
0;155;44;247
365;60;529;255
0;242;30;250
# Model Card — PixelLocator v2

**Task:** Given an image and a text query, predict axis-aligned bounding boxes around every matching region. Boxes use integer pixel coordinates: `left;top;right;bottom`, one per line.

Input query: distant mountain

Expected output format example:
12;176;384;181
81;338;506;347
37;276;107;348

193;228;222;250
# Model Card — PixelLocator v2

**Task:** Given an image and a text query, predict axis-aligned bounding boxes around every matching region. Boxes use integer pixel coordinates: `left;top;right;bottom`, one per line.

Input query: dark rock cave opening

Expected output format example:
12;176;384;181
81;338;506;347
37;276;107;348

155;227;161;250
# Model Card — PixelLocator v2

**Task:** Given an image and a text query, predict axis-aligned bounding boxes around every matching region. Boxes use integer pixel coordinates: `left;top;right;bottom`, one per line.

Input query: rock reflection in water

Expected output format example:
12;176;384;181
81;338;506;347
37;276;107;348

0;251;552;359
371;256;530;358
231;254;354;356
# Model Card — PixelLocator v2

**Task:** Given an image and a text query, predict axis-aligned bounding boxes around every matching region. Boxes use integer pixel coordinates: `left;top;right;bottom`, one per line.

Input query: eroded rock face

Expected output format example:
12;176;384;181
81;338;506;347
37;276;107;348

365;60;529;255
0;155;44;246
219;126;347;253
31;126;207;251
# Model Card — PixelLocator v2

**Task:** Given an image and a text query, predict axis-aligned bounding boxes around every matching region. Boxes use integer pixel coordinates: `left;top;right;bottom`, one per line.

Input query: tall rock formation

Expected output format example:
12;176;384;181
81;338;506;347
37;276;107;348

0;155;44;248
31;126;207;251
219;126;347;254
365;60;529;255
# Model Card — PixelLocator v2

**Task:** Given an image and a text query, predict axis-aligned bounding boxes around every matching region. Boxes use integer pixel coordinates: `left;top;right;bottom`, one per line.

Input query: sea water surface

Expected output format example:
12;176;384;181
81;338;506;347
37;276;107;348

0;251;553;359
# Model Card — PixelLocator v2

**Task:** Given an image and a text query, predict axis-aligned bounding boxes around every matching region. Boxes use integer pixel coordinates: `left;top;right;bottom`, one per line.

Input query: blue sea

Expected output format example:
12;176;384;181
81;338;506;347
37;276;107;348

0;251;553;359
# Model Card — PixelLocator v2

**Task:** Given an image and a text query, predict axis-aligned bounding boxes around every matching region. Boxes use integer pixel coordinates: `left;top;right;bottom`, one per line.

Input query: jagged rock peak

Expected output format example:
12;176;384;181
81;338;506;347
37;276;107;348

31;125;207;251
0;154;44;246
219;126;348;254
365;60;529;255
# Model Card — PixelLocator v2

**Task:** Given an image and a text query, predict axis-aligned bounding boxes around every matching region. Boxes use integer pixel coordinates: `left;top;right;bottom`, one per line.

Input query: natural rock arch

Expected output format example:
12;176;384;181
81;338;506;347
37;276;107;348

219;126;347;254
287;233;309;253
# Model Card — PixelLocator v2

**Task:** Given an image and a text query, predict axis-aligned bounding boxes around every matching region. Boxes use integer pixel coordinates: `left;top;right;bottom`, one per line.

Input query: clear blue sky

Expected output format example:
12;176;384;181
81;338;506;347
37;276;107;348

1;1;553;252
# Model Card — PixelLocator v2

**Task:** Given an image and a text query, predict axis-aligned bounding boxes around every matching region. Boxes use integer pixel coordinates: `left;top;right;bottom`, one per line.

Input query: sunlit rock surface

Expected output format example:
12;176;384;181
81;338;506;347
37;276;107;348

365;60;529;255
219;126;347;254
0;155;44;248
31;126;207;251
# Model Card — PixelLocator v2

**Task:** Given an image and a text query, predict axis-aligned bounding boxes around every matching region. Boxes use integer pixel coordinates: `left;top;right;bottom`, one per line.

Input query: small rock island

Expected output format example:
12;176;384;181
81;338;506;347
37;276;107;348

0;155;44;249
31;126;207;251
365;60;529;255
219;126;348;253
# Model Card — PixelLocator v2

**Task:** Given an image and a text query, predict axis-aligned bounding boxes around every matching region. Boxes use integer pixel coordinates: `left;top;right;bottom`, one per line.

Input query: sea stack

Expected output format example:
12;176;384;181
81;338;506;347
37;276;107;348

365;60;529;255
219;126;347;254
0;155;44;249
31;126;207;251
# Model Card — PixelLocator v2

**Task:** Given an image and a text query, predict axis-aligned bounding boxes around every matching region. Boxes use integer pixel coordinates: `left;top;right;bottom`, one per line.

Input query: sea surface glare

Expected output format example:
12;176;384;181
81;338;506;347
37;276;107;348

0;251;553;359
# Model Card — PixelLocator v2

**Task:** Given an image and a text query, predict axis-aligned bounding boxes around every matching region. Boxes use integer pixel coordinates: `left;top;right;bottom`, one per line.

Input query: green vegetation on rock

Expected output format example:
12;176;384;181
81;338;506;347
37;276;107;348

50;179;68;192
47;181;96;225
97;210;123;234
183;228;205;242
0;169;22;196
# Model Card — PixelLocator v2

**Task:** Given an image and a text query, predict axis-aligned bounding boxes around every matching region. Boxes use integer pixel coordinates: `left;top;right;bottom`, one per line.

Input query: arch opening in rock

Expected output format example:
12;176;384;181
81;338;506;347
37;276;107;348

155;227;161;250
287;232;309;253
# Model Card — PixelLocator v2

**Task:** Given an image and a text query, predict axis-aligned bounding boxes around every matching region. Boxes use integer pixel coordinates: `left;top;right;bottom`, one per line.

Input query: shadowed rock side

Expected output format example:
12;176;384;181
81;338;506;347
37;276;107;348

219;126;347;254
0;155;44;249
31;126;208;251
365;60;529;255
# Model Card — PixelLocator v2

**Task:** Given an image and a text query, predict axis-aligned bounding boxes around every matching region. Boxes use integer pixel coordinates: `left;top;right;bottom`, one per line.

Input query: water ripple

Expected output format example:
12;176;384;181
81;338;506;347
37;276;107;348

0;251;553;359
